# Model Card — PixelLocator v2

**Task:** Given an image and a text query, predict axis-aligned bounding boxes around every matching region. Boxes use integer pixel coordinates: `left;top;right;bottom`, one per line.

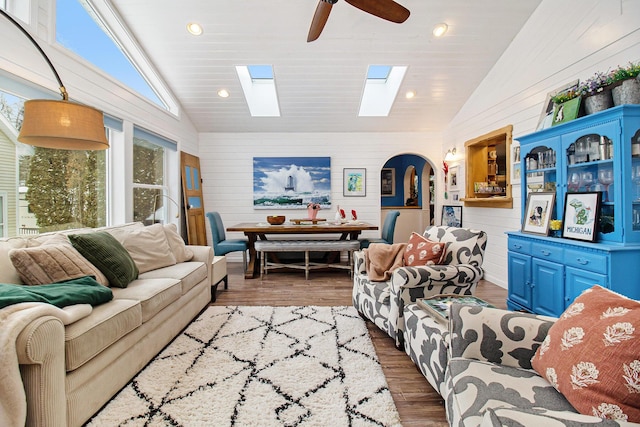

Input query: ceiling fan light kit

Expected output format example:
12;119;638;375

307;0;410;42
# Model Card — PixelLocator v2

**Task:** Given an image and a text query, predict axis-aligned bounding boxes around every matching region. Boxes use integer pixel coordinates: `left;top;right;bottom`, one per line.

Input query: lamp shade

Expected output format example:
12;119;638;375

18;99;109;150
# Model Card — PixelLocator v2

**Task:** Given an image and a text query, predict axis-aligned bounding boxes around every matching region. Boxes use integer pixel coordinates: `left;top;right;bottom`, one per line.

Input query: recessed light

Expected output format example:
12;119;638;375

432;23;448;37
405;91;416;99
217;89;230;98
187;22;203;36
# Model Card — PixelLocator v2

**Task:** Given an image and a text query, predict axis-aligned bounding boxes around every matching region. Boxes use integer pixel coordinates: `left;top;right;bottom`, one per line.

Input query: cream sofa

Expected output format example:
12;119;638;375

0;222;213;427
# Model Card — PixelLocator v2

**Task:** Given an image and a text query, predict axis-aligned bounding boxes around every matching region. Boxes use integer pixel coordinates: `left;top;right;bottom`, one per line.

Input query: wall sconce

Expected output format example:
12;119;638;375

444;148;457;161
152;194;181;224
1;10;109;150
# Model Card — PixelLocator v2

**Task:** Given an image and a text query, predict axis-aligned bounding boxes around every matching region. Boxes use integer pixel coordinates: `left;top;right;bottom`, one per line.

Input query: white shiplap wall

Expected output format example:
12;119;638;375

443;0;640;287
198;132;443;258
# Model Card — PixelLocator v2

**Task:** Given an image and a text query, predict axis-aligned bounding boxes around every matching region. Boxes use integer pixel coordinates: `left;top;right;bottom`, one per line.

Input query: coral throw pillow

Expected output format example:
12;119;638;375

531;285;640;423
403;232;446;266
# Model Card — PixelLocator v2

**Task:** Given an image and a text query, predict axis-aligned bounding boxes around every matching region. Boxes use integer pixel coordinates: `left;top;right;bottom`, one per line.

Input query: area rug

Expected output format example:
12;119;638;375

85;306;402;426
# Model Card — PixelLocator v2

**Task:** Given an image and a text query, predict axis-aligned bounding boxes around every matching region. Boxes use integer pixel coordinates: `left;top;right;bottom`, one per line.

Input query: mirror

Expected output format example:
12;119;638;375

461;124;513;208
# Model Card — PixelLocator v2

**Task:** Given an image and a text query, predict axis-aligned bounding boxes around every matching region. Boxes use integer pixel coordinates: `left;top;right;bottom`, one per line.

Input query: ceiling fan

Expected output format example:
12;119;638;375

307;0;410;42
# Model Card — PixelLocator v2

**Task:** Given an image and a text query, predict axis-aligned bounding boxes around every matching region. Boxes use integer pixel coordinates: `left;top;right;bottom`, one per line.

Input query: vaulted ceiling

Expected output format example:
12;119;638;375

109;0;542;133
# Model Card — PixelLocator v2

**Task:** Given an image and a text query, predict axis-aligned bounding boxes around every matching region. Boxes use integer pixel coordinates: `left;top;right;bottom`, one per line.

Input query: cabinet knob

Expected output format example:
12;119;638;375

576;258;588;265
540;250;551;256
513;244;522;249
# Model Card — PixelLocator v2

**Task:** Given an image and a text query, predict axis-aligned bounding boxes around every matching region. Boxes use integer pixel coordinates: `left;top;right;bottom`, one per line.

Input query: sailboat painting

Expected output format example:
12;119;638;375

253;157;331;209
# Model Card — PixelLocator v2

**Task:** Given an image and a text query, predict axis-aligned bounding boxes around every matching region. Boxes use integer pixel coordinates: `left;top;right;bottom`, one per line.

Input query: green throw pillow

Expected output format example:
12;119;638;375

69;232;138;288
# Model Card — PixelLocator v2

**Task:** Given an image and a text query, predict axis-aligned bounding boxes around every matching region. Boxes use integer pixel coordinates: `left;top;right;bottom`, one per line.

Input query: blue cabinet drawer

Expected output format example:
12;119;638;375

564;249;607;274
531;243;563;259
508;238;531;254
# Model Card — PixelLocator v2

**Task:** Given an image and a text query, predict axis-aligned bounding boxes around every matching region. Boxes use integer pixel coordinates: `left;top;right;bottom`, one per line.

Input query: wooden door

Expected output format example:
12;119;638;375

180;152;207;245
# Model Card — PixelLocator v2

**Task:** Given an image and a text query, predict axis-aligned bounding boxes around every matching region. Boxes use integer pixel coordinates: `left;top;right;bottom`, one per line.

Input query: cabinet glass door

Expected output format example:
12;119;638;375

562;122;620;242
521;137;560;221
631;129;640;234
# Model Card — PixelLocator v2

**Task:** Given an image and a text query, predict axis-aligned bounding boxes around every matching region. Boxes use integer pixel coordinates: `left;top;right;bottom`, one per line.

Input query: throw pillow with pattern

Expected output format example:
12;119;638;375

531;285;640;423
403;232;446;266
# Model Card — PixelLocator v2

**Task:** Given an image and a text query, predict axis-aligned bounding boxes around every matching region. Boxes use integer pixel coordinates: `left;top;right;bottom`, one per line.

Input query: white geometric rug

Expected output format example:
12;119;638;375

85;306;402;426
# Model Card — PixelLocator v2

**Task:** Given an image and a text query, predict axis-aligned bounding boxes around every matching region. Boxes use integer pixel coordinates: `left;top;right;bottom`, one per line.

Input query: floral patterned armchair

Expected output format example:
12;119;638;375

352;225;487;347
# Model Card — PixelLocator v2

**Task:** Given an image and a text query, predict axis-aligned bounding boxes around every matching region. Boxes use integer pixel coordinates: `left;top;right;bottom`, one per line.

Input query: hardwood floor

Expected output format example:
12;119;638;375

213;264;507;426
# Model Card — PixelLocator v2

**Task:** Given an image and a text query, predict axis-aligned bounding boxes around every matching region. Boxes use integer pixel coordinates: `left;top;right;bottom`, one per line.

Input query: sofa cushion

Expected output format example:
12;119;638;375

138;262;207;295
403;232;446;266
163;223;194;263
65;298;142;371
531;285;640;423
8;235;109;286
423;226;487;267
108;224;177;274
446;358;576;427
69;232;139;288
110;278;182;322
0;238;29;284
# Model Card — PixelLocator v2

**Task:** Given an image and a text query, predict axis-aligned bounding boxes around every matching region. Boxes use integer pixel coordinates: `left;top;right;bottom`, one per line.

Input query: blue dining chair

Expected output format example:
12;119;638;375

358;210;400;249
206;211;247;269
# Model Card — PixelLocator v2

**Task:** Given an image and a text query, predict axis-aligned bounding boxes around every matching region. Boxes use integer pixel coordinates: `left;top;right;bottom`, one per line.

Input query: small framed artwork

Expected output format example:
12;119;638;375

552;97;581;126
442;205;462;227
381;168;395;197
449;166;459;190
562;192;601;242
536;80;579;131
343;168;366;197
521;192;555;235
511;144;521;184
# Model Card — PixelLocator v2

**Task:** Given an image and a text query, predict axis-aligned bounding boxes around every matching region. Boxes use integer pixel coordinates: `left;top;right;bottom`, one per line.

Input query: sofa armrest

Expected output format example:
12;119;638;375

449;304;556;370
391;264;484;296
480;406;640;427
15;316;67;427
353;250;366;275
187;245;214;286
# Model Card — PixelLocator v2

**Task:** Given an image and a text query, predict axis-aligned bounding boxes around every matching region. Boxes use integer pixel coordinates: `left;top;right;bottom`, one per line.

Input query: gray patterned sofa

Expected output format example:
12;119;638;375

352;226;487;348
405;303;640;426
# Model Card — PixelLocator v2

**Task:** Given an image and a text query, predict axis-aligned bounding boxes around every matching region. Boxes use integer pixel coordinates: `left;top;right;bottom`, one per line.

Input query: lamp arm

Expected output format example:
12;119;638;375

0;9;67;100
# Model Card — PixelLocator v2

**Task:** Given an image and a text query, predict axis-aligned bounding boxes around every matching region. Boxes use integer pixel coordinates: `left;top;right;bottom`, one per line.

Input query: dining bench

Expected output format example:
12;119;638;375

254;239;360;279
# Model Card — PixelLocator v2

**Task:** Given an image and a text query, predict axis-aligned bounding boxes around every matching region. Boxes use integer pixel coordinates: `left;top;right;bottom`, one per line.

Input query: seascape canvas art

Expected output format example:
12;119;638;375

253;157;331;209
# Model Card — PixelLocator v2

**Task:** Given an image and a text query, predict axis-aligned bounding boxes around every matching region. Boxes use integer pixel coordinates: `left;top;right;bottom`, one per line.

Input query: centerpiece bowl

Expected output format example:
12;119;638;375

267;215;286;225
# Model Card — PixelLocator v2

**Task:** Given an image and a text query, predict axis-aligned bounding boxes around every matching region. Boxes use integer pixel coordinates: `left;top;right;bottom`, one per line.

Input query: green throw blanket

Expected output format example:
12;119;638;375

0;276;113;309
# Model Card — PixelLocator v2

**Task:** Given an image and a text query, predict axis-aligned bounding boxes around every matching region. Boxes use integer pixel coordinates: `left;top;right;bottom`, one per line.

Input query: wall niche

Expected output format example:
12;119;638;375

461;124;513;208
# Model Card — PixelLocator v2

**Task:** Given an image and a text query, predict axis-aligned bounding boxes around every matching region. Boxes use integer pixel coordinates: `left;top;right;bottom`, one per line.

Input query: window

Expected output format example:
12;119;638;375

132;127;176;224
0;192;6;237
0;83;109;236
55;0;167;109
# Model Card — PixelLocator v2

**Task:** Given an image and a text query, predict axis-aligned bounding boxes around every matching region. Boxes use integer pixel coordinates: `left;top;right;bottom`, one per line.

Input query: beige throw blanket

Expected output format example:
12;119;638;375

0;303;92;427
364;243;407;281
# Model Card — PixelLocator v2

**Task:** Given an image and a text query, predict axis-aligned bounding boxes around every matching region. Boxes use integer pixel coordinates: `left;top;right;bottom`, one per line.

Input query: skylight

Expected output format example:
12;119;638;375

236;65;280;117
359;65;407;117
55;0;167;110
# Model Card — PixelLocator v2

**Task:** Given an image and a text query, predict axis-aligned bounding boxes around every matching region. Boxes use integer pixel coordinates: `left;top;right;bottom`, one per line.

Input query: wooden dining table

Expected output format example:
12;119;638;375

227;220;378;278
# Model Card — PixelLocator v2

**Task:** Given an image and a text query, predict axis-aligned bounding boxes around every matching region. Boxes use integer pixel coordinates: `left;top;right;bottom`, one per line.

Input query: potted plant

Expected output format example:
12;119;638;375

610;61;640;106
577;71;614;115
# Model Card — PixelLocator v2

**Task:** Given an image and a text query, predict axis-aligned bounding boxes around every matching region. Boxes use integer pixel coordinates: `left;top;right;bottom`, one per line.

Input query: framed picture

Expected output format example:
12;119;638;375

537;80;579;131
521;192;555;235
562;192;601;242
442;205;462;227
511;144;521;184
449;166;459;190
343;168;366;197
552;97;581;126
381;168;395;196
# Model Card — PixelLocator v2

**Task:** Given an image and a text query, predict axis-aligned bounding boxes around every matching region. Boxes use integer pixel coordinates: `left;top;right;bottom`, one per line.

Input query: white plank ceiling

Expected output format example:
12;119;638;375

109;0;542;133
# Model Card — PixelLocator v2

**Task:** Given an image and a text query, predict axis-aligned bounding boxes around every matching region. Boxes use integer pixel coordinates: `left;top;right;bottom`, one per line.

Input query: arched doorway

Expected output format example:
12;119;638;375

380;154;435;243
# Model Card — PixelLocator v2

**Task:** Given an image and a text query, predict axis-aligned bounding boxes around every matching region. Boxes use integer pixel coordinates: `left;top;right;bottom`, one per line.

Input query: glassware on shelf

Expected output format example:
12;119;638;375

598;168;614;202
568;172;581;192
580;171;594;191
527;183;543;193
575;139;589;163
632;164;640;201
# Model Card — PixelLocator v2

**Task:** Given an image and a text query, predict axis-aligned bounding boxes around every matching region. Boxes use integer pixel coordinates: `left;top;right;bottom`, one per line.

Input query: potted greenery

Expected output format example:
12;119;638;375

577;71;614;115
610;62;640;106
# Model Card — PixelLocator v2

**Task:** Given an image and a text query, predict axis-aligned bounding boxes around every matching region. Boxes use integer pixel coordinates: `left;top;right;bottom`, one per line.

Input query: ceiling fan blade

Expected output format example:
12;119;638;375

307;1;333;42
344;0;410;23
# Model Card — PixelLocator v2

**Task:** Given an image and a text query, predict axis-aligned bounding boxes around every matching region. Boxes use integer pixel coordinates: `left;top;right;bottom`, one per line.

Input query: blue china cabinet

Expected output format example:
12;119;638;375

507;105;640;317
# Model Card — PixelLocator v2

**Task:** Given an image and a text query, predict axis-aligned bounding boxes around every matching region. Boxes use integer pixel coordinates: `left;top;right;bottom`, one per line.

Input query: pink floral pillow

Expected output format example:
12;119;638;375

403;232;446;267
531;286;640;423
